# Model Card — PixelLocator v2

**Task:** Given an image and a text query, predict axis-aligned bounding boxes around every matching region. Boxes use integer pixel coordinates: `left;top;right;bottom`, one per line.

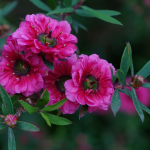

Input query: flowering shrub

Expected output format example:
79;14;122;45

0;0;150;150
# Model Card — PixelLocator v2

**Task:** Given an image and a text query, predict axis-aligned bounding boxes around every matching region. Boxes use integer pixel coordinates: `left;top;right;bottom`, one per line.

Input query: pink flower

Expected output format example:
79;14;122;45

13;14;77;62
65;54;115;113
120;77;150;114
44;55;80;114
0;35;46;96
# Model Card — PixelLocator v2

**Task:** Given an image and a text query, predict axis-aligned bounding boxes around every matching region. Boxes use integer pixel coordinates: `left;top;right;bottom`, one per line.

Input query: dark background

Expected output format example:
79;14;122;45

1;0;150;149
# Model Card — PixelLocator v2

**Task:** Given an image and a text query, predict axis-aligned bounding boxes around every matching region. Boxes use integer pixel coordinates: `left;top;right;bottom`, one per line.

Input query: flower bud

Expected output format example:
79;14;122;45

130;75;144;89
4;114;17;127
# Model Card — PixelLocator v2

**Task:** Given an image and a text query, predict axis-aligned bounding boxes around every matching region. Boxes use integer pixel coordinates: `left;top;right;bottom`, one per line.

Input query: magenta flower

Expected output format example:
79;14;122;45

0;36;46;96
44;55;80;114
13;14;77;62
120;77;150;114
65;54;115;113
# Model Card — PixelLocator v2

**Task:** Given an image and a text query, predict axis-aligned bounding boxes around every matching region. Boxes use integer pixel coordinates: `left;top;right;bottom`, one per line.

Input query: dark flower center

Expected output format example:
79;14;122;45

13;59;30;76
56;75;72;94
83;74;99;90
37;30;57;47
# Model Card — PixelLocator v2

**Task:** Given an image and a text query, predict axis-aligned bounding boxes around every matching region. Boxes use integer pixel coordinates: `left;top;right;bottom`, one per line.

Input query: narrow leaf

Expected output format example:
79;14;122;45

0;122;6;130
8;128;16;150
79;105;88;119
75;20;87;31
40;112;51;126
41;98;67;112
36;89;50;107
131;87;144;122
16;121;40;132
44;113;72;125
1;1;18;17
136;61;150;78
29;0;51;12
47;7;74;15
117;69;126;85
142;83;150;89
127;43;134;76
81;6;122;25
111;90;121;116
19;100;38;114
120;45;130;76
110;67;117;82
11;95;19;104
65;16;72;24
72;0;79;6
2;104;8;116
0;85;14;114
140;102;150;115
42;55;54;70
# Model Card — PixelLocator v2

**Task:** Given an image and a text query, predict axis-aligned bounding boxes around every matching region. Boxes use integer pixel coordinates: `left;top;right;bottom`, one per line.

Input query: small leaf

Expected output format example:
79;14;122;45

0;122;6;130
29;0;51;12
127;43;134;76
44;113;72;125
1;1;18;17
40;112;51;126
72;20;79;33
110;67;117;83
120;45;130;76
98;10;121;16
111;90;121;116
75;20;87;31
8;128;16;150
0;85;14;114
136;61;150;78
142;83;150;89
117;69;126;85
36;89;50;108
131;87;144;122
16;121;40;132
64;0;72;7
47;7;74;15
11;95;19;104
140;102;150;115
41;55;54;70
65;16;72;24
41;98;67;112
79;105;88;119
81;6;122;25
19;100;38;114
2;104;8;116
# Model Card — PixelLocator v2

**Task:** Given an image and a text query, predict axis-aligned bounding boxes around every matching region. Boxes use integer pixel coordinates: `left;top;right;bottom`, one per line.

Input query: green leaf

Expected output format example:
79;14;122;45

47;7;74;15
36;89;50;108
72;0;79;6
41;55;54;70
117;69;126;85
127;43;134;76
120;45;130;76
142;83;150;89
40;112;51;126
11;95;19;104
131;87;144;122
8;128;16;150
19;100;38;114
79;105;88;119
65;16;72;24
0;122;6;130
2;104;8;116
75;20;87;31
111;90;121;116
44;113;72;125
140;102;150;115
136;61;150;78
41;98;67;112
72;20;79;33
80;6;122;25
0;85;14;114
16;121;40;132
1;1;18;17
110;67;117;83
75;9;121;17
64;0;72;7
47;0;55;10
29;0;51;12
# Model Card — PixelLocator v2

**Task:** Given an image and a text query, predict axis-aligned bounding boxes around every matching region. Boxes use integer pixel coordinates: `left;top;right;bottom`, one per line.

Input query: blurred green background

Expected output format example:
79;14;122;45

1;0;150;150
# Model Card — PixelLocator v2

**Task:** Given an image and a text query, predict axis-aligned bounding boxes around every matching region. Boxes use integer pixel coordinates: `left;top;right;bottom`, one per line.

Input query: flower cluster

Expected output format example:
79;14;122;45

0;14;115;115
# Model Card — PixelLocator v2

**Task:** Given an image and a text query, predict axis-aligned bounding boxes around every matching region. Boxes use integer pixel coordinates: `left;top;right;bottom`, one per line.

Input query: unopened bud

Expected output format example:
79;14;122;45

130;75;144;89
4;114;17;127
